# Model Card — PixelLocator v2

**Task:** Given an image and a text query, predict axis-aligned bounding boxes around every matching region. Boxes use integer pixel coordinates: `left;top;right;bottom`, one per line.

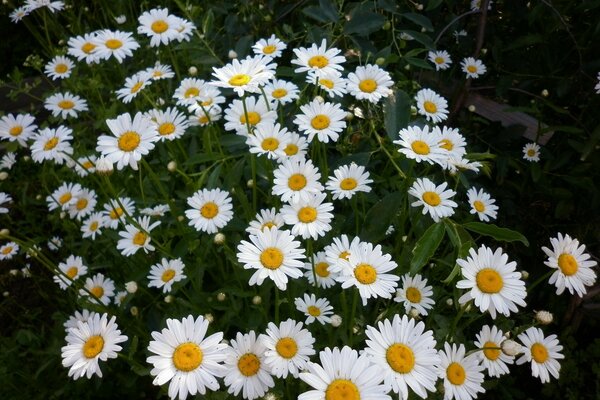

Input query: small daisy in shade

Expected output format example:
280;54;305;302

471;0;493;11
147;107;190;141
61;313;127;380
447;156;482;174
295;293;334;325
461;57;487;79
140;204;170;217
0;113;36;147
74;155;97;177
281;192;334;240
326;163;373;200
224;331;275;400
223;96;277;136
187;86;227;114
117;215;161;257
439;126;467;161
466;187;498;222
185;188;234;234
81;212;104;240
45;92;89;119
0;192;11;214
347;64;394;103
415;88;449;123
53;255;87;289
147;258;187;293
92;29;140;63
137;8;181;47
293;98;347;143
26;0;65;13
10;6;30;22
64;309;97;331
264;79;300;104
324;234;363;274
394;125;446;166
1;152;17;170
456;244;527;319
172;16;196;42
147;315;227;400
474;325;513;378
280;132;309;163
522;142;540;162
67;188;97;220
46;181;82;211
291;39;346;77
541;233;597;296
304;251;338;288
96;111;158;170
237;227;305;291
67;33;100;64
409;177;458;222
437;343;485;400
394;273;435;316
116;71;152;103
31;126;74;165
102;197;136;229
516;327;564;383
337;240;400;306
189;106;222;127
174;77;207;106
260;319;315;378
80;273;115;306
299;346;391;400
252;34;287;58
364;314;440;400
246;122;290;160
48;236;63;251
272;158;324;203
306;71;347;98
0;242;19;260
114;290;128;306
428;50;452;71
145;62;175;80
210;55;276;96
45;55;75;80
245;208;284;236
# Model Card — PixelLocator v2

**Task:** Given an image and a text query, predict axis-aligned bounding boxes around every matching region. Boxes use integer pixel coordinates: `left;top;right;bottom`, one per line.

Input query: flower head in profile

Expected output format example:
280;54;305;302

246;208;285;236
223;96;277;136
116;216;161;256
0;192;12;214
116;72;153;103
303;251;338;289
44;92;89;119
252;34;287;58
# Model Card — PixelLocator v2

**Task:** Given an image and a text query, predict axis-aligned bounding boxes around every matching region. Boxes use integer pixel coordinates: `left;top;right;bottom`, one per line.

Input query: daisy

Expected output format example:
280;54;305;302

237;227;305;291
114;290;128;306
364;314;440;400
466;187;498;222
294;293;334;325
147;315;228;400
44;55;75;80
447;156;482;174
185;188;234;234
456;244;527;319
394;273;435;316
116;72;153;103
324;234;363;274
46;181;82;211
541;233;597;296
147;107;190;141
394;125;447;165
210;55;276;96
428;50;452;71
437;343;485;400
145;62;175;80
67;33;100;64
45;92;88;119
147;258;187;293
64;309;97;331
246;122;290;160
326;163;373;200
471;0;493;11
461;57;487;79
260;319;315;378
80;273;115;306
252;34;287;58
298;346;391;400
0;192;11;214
10;6;30;22
408;177;458;222
48;236;63;251
189;106;222;127
172;16;196;42
96;111;158;170
92;29;139;63
81;212;104;240
281;192;334;240
303;251;338;288
173;78;208;106
263;79;299;104
223;96;277;136
272;158;324;203
102;197;136;229
347;64;394;103
293;98;347;143
279;131;309;163
68;188;97;220
306;71;347;98
0;152;17;170
291;39;346;77
137;8;181;47
186;85;226;113
140;204;170;217
74;154;97;177
0;113;37;147
522;142;540;162
516;327;564;383
223;331;275;400
415;88;448;123
116;215;161;256
439;126;467;160
245;208;285;236
474;325;513;377
25;0;64;13
0;242;19;260
30;126;74;165
61;313;127;379
53;255;87;289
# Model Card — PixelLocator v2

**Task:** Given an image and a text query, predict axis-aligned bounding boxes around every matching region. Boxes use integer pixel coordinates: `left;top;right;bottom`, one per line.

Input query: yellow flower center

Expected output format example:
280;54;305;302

275;337;298;359
109;207;123;220
90;286;104;299
307;305;321;316
9;125;23;136
483;341;501;361
44;137;59;151
54;63;68;74
260;247;284;270
83;335;105;358
284;143;299;156
440;139;454;150
405;287;422;303
130;81;144;94
531;343;549;363
158;122;176;136
238;353;260;376
422;191;441;206
262;44;277;54
308;55;329;69
340;178;358;191
161;269;176;283
476;268;504;294
240;111;261;126
434;56;444;64
354;263;377;284
298;207;317;223
76;198;88;210
325;379;359;400
386;343;415;373
315;262;330;277
359;79;377;93
153;70;163;78
423;101;438;114
467;65;477;73
185;87;200;98
66;266;78;279
261;221;276;230
59;192;72;204
173;342;203;372
319;79;334;89
339;251;350;260
118;131;141;152
272;88;288;99
58;100;75;110
557;253;578;276
411;140;430;155
228;74;251;86
133;231;147;246
200;202;219;219
1;246;12;255
82;160;94;169
199;115;210;124
311;114;330;130
151;20;169;34
81;42;96;54
261;137;279;151
105;39;123;50
288;173;307;191
446;362;466;385
527;149;536;157
473;200;486;213
90;221;99;231
201;99;213;106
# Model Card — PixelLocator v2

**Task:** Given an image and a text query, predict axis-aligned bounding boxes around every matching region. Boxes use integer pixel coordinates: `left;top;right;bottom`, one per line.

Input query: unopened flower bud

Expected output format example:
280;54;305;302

130;306;138;316
125;281;138;294
188;66;198;76
3;291;9;297
95;156;114;175
246;179;254;188
481;48;488;55
0;229;9;237
59;211;66;219
204;313;214;323
541;89;549;97
23;155;30;161
501;339;522;356
9;269;18;276
468;105;476;112
416;3;424;10
353;107;364;118
217;292;226;301
167;160;177;172
409;308;420;318
446;298;453;306
375;57;385;66
252;295;262;305
314;95;325;104
331;314;342;327
520;270;529;280
214;233;226;245
345;112;354;121
164;294;174;303
0;172;8;180
404;64;411;71
36;194;42;200
177;215;185;222
228;50;238;59
535;310;553;325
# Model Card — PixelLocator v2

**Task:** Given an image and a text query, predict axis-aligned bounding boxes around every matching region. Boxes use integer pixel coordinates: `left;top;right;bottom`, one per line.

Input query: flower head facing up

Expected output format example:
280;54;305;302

437;342;486;400
466;187;498;222
346;64;394;103
522;142;541;162
116;216;161;256
428;50;452;70
45;55;75;80
291;39;346;77
259;319;315;378
31;126;74;165
210;55;276;96
408;177;458;222
516;327;564;383
461;57;487;79
147;258;187;293
137;8;181;47
474;325;514;378
295;293;334;325
293;98;347;143
394;273;435;316
415;88;449;123
185;188;234;234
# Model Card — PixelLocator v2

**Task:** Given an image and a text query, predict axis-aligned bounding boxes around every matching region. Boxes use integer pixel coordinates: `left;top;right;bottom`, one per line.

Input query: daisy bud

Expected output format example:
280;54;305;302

130;306;139;316
404;64;411;70
409;308;420;319
382;21;391;30
35;194;42;200
217;292;226;301
264;14;272;22
402;235;408;242
429;262;436;268
164;294;174;303
0;229;9;237
204;313;214;323
535;310;554;325
468;105;476;112
188;66;198;76
246;179;254;188
314;95;325;104
214;232;226;245
410;105;418;116
416;3;424;10
464;303;472;312
252;295;262;305
541;89;549;97
9;269;18;276
95;156;114;175
481;48;488;55
520;270;529;279
353;107;364;118
501;339;522;356
228;49;238;59
177;215;185;222
22;155;30;162
446;298;453;306
375;57;386;66
115;15;126;24
264;393;278;400
3;291;9;297
345;112;354;121
58;39;65;46
352;325;361;334
331;314;343;327
156;97;165;106
125;281;138;294
0;172;8;180
167;160;177;172
59;211;66;219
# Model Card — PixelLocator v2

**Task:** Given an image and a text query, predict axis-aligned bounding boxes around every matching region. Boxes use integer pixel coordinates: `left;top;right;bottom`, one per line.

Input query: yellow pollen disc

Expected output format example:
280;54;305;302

483;341;501;361
90;286;104;299
359;78;377;93
82;161;94;169
90;221;99;231
467;65;477;73
284;143;298;156
531;343;549;363
272;88;288;99
83;335;105;358
200;202;219;219
76;198;88;210
422;191;441;206
173;342;203;372
447;362;466;385
527;149;536;157
201;99;213;106
298;207;317;223
153;71;163;78
261;137;279;151
81;42;96;54
261;221;276;230
473;200;486;213
260;247;284;270
109;207;123;220
133;231;147;246
288;173;307;191
340;178;358;191
434;56;444;64
58;100;75;110
1;246;12;255
55;63;68;74
151;20;169;34
557;253;578;276
161;269;176;283
118;131;141;152
185;87;200;98
405;287;422;303
239;111;261;126
354;263;377;284
439;138;454;150
308;55;329;68
238;353;260;377
228;74;251;86
411;140;430;155
105;39;123;50
9;125;23;136
58;192;72;204
315;262;330;277
66;266;78;279
319;79;334;89
44;137;59;151
325;379;360;400
339;251;350;260
307;305;321;316
386;343;416;373
275;337;298;359
423;100;438;113
311;114;330;130
476;268;504;294
158;122;176;136
262;44;277;54
130;81;144;94
199;115;209;124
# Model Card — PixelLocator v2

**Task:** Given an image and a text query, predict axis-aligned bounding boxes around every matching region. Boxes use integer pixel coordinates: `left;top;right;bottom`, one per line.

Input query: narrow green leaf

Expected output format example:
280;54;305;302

405;57;434;70
344;11;385;36
443;240;475;283
462;222;529;246
384;89;411;141
360;192;403;243
319;0;339;22
410;222;445;274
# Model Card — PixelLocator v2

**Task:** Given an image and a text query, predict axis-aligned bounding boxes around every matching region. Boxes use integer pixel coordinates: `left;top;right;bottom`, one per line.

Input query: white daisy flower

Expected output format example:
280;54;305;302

74;155;97;177
26;0;65;13
246;122;290;160
185;188;234;234
68;188;97;220
252;34;287;58
415;88;449;123
466;187;498;222
223;96;277;136
210;55;276;96
516;327;564;383
324;234;363;274
294;293;334;325
64;309;97;331
303;251;338;288
0;242;19;260
92;29;140;63
281;192;334;240
145;62;175;80
147;107;190;141
187;85;226;113
114;290;128;306
46;181;82;211
439;126;467;161
291;39;346;77
474;325;513;378
137;8;181;47
428;50;452;71
53;255;87;289
364;314;440;400
67;33;100;64
0;113;36;147
116;215;161;256
522;142;540;162
116;71;153;103
541;233;597;296
172;16;196;42
140;204;170;217
61;313;127;380
408;177;458;222
461;57;487;79
45;91;89;119
44;55;75;80
471;0;493;11
456;244;527;319
189;105;222;127
447;156;482;174
437;343;486;400
394;273;435;316
245;208;285;236
147;258;187;293
279;131;309;163
173;77;208;106
293;98;347;143
306;71;347;98
31;126;74;165
260;319;315;378
0;192;11;214
10;6;30;22
272;158;324;203
102;197;136;229
79;273;115;306
264;79;300;104
326;163;373;200
81;212;104;240
48;236;63;251
0;152;17;170
347;64;394;103
394;125;447;165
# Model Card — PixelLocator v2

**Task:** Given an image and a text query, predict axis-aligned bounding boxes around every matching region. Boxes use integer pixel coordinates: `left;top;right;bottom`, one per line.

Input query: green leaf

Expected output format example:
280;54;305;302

410;222;445;274
462;222;529;246
360;192;403;242
405;57;434;70
344;11;385;36
384;89;411;141
401;13;433;31
319;0;339;22
302;6;332;23
443;240;475;283
426;0;444;10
